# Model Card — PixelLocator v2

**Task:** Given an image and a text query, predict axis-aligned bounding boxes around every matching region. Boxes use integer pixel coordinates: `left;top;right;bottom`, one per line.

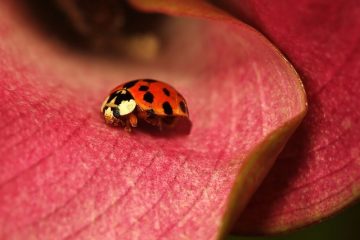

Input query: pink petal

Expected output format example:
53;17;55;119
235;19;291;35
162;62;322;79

222;0;360;234
0;1;306;239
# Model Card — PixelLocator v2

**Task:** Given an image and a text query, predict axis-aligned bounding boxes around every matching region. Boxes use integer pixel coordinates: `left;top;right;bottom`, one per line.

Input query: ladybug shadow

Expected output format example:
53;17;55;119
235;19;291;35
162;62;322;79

135;117;192;138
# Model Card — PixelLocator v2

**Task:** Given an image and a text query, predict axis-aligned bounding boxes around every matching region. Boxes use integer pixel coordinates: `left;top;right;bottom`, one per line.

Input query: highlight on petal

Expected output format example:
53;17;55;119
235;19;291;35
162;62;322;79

219;0;360;235
0;1;306;239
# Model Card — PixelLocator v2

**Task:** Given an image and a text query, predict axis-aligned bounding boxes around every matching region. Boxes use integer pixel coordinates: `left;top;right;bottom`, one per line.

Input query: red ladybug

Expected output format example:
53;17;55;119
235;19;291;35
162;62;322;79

101;79;189;132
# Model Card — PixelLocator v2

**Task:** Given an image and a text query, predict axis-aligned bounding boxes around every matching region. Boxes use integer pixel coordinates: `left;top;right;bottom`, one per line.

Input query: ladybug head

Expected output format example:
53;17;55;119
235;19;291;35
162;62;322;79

101;89;137;122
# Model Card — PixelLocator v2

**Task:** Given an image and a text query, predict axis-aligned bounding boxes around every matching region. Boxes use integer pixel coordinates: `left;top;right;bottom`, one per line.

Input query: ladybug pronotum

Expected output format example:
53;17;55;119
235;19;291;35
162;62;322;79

101;79;189;132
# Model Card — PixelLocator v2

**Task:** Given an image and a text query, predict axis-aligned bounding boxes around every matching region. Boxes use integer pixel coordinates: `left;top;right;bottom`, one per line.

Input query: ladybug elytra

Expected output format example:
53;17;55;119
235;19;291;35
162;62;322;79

101;79;189;132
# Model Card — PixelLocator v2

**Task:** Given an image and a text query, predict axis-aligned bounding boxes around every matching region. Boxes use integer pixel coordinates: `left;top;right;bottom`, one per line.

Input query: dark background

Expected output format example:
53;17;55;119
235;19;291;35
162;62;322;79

231;202;360;240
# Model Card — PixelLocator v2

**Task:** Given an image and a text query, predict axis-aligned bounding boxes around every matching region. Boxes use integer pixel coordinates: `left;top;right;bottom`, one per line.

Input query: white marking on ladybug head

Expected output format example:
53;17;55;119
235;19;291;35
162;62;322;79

118;99;136;116
103;107;115;124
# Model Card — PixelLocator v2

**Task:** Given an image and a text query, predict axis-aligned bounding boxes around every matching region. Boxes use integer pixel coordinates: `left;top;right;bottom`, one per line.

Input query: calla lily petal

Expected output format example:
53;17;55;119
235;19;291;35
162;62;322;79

219;0;360;234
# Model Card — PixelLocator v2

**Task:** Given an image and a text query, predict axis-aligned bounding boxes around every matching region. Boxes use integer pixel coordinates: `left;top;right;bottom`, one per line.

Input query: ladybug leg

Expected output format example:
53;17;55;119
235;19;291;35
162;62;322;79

146;116;163;130
162;116;177;128
157;118;163;131
124;119;133;132
129;113;138;128
123;114;137;132
117;118;126;128
124;125;132;132
142;115;163;130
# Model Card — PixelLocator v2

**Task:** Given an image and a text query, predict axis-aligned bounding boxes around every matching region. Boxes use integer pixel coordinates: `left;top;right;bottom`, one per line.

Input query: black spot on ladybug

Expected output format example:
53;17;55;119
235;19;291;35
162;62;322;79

162;101;173;115
179;101;187;113
143;92;154;103
114;90;134;105
111;107;120;118
163;88;170;96
143;79;157;83
139;85;149;91
123;80;139;89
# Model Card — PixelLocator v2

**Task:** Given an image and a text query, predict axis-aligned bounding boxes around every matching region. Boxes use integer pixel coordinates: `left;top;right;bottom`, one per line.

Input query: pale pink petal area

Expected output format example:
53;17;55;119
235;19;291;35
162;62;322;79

0;1;306;240
221;0;360;234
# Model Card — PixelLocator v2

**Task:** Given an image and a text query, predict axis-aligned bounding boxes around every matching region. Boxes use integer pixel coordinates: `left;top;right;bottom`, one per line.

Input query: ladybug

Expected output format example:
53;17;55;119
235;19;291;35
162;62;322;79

101;79;189;132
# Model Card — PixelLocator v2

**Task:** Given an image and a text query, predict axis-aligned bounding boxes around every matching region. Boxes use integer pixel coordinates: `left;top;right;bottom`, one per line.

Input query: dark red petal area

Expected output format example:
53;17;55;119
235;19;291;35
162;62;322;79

0;1;306;239
222;0;360;234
